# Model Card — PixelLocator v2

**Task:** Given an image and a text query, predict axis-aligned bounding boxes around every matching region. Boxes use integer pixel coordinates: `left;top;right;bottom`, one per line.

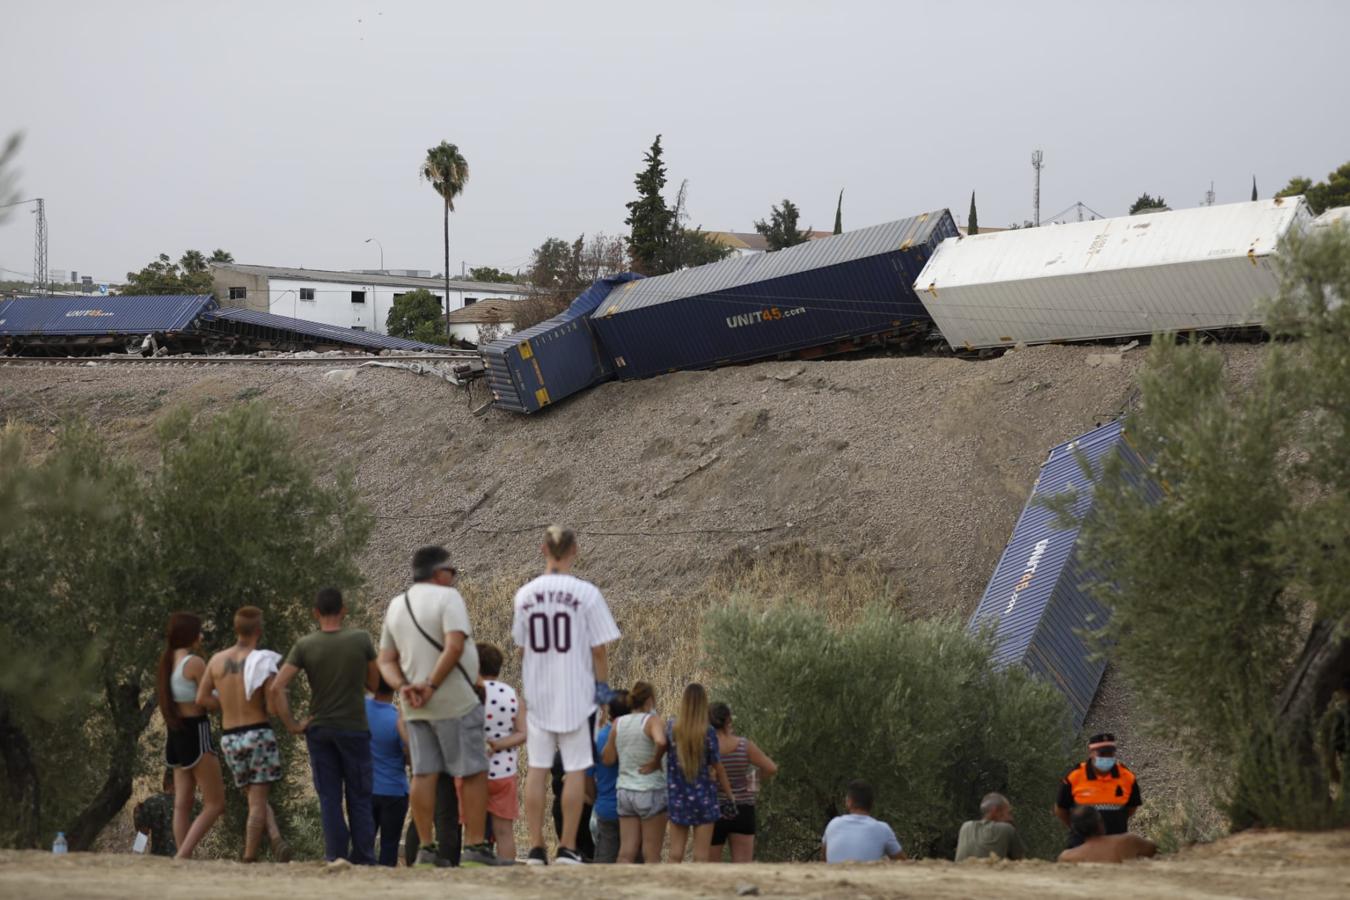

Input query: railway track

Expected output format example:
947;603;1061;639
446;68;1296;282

0;352;480;369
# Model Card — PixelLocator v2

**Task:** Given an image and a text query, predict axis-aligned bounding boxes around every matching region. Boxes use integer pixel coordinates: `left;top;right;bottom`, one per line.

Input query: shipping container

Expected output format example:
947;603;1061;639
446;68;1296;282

482;273;643;414
1313;206;1350;229
590;211;958;379
202;306;446;353
0;294;217;336
966;420;1150;728
915;197;1312;350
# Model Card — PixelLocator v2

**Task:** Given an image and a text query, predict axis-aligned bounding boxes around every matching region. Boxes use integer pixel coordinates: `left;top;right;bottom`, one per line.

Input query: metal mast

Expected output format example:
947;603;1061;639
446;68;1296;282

1031;150;1044;227
1203;181;1216;207
33;198;48;294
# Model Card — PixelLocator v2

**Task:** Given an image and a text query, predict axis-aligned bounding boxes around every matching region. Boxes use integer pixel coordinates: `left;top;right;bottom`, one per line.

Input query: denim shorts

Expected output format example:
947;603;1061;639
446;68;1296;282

616;787;668;819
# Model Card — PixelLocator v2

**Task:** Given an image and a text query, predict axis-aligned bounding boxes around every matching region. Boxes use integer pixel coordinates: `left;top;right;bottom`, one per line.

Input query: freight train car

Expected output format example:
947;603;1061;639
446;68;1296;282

966;420;1151;728
915;197;1311;351
482;273;643;413
589;210;958;378
0;294;218;355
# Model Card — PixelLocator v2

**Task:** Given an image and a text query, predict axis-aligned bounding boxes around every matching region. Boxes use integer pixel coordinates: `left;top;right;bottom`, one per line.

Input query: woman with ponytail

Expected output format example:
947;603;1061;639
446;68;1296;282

663;684;734;863
158;612;225;858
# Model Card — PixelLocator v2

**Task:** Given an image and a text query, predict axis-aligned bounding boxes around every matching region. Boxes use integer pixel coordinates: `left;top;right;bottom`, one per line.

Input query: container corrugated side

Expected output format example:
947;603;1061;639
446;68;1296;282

967;420;1147;727
481;274;642;413
915;197;1311;350
0;294;217;336
591;211;957;379
203;306;445;352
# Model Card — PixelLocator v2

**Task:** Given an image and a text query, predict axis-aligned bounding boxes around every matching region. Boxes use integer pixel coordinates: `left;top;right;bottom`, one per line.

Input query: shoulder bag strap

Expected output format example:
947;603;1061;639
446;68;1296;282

402;592;482;703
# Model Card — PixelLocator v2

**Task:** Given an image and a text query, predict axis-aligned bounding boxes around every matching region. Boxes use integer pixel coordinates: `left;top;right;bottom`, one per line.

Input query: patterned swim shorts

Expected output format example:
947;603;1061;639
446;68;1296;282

219;725;283;787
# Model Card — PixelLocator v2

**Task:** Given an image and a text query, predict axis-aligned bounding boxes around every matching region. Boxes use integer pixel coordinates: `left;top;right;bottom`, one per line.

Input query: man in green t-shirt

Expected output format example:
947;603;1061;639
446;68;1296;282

271;587;379;864
955;792;1026;862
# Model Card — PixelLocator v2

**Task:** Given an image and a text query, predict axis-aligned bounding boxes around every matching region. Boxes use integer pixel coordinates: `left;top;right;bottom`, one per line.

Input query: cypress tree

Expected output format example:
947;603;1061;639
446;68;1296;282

624;135;672;275
833;189;844;235
1252;176;1258;201
968;191;979;236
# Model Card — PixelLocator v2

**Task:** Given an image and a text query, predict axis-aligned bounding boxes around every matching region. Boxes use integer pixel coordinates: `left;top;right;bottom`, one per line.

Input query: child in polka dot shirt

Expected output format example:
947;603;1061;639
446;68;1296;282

478;643;525;861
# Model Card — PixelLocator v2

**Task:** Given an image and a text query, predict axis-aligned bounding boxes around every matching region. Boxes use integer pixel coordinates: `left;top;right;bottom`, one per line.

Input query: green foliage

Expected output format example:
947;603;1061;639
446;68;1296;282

1077;225;1350;828
1129;193;1168;214
0;405;372;852
625;135;673;275
704;602;1074;861
122;250;228;296
210;249;234;264
968;191;978;236
754;199;811;251
385;288;447;342
1277;163;1350;214
834;189;844;235
519;233;631;329
466;266;518;284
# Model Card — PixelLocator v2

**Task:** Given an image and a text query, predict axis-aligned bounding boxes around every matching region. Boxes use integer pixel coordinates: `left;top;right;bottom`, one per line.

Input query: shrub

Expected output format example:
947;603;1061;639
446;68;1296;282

703;600;1075;860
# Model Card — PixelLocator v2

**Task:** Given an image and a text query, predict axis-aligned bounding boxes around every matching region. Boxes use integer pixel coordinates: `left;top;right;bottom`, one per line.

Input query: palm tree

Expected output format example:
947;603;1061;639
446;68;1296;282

420;142;470;341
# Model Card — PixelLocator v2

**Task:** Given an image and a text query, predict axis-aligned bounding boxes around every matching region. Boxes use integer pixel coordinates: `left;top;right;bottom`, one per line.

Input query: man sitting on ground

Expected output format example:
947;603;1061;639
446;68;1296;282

1057;805;1157;864
955;791;1026;862
821;781;906;863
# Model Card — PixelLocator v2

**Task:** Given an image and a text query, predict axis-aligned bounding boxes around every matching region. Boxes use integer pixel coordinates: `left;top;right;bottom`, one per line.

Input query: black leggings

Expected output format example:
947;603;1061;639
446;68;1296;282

371;793;408;867
404;776;462;867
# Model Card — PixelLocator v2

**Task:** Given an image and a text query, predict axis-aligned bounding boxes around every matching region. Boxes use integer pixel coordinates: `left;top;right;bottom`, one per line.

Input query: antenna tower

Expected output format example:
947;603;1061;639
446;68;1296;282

1203;181;1216;207
1031;149;1044;227
33;198;48;294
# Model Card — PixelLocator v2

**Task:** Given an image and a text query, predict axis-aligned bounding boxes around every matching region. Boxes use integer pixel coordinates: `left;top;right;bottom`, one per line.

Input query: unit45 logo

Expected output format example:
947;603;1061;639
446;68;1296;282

725;306;806;329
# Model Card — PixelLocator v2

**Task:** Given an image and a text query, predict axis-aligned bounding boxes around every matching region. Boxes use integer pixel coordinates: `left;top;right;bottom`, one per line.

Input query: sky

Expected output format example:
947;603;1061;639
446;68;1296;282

2;0;1347;285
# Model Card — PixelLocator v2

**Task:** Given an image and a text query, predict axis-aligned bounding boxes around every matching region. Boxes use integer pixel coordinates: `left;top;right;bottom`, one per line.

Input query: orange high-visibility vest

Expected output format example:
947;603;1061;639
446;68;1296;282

1063;761;1137;812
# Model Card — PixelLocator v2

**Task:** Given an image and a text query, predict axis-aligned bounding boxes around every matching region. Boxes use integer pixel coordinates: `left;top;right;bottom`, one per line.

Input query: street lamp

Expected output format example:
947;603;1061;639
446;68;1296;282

364;237;385;272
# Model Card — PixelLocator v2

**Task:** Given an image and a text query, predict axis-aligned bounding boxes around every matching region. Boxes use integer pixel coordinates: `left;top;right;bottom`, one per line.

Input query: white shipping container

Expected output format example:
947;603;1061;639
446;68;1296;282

1313;206;1350;229
914;197;1311;350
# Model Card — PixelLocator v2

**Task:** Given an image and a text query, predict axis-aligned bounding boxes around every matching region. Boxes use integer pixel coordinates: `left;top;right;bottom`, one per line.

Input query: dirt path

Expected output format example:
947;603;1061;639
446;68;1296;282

2;830;1347;899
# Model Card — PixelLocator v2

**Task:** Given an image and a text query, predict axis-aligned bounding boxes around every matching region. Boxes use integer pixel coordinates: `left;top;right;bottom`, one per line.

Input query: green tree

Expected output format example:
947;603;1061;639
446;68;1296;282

385;288;448;342
0;405;372;851
1252;176;1259;202
968;190;979;235
420;141;470;341
210;249;234;264
1128;193;1168;215
833;189;844;235
754;199;811;251
1073;225;1350;828
121;250;224;295
624;135;673;275
527;237;575;290
705;602;1074;860
1277;162;1350;215
466;266;518;284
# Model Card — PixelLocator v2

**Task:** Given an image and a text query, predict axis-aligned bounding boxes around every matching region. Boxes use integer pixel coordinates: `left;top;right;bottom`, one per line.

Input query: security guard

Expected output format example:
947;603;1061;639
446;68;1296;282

1054;733;1141;847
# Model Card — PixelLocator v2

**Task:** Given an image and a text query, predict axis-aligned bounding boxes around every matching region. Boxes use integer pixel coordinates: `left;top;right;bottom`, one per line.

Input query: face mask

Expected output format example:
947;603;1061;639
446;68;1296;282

1093;756;1116;773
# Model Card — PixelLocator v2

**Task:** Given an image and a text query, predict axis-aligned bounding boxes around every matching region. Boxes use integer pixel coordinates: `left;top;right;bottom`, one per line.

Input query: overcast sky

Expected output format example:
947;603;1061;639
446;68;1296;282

2;0;1347;284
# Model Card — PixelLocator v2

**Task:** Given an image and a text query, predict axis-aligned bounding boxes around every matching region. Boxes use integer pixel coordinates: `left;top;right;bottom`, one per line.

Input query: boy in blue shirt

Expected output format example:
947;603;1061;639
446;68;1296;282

590;690;632;863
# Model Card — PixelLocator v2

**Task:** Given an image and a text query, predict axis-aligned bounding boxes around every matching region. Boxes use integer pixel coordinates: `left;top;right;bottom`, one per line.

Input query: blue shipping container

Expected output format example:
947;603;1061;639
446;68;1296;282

0;294;217;336
203;306;446;353
966;420;1149;728
482;274;643;413
589;211;957;379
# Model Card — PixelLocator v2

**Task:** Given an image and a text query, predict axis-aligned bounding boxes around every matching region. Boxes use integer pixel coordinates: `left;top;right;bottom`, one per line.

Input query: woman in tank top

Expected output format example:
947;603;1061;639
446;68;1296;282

602;680;668;863
708;702;777;863
157;612;226;859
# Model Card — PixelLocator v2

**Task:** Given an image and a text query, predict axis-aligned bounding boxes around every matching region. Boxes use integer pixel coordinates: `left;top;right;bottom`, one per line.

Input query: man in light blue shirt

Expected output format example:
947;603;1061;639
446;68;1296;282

822;781;906;863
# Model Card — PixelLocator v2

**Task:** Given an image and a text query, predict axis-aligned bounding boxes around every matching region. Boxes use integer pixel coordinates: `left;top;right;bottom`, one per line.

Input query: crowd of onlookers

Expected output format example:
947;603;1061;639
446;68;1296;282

142;527;1157;867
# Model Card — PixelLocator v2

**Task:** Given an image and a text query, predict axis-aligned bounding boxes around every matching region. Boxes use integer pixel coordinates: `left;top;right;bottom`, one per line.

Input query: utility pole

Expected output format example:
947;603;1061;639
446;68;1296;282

1031;150;1044;227
33;198;48;295
1203;181;1216;207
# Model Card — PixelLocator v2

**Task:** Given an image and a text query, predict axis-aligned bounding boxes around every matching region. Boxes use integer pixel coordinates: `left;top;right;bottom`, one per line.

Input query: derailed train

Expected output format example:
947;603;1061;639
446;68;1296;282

484;195;1312;414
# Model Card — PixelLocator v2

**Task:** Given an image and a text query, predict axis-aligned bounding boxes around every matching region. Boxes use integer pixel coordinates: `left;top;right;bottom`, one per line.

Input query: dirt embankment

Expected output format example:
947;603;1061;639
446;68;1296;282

0;344;1266;843
1;828;1347;899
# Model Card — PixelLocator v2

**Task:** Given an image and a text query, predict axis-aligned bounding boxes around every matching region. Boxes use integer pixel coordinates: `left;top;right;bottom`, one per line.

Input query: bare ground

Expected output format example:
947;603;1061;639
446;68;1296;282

1;829;1347;899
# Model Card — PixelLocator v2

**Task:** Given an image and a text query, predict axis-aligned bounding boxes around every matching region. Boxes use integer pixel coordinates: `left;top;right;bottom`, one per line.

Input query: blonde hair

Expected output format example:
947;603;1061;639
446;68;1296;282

544;525;577;560
674;683;710;778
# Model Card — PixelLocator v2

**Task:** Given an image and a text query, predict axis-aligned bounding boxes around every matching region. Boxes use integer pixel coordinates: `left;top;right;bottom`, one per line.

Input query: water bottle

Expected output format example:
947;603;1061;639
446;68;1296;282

52;832;67;855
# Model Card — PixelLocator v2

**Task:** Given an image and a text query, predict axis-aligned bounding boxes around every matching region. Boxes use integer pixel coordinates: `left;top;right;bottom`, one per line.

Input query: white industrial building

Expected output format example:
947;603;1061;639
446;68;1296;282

210;262;533;335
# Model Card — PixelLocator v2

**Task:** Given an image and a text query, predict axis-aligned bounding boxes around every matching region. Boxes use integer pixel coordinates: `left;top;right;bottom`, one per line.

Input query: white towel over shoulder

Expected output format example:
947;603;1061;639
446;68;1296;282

243;649;282;701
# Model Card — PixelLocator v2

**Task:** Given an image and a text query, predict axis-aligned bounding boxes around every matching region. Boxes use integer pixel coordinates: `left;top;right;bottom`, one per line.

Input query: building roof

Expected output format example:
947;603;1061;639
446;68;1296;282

705;230;835;253
445;297;519;324
211;262;533;295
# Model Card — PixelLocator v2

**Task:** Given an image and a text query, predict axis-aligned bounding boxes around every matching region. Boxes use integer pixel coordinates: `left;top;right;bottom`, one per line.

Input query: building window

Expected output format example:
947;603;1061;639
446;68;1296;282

299;288;315;301
464;297;478;306
351;291;366;304
352;326;366;332
228;287;247;300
